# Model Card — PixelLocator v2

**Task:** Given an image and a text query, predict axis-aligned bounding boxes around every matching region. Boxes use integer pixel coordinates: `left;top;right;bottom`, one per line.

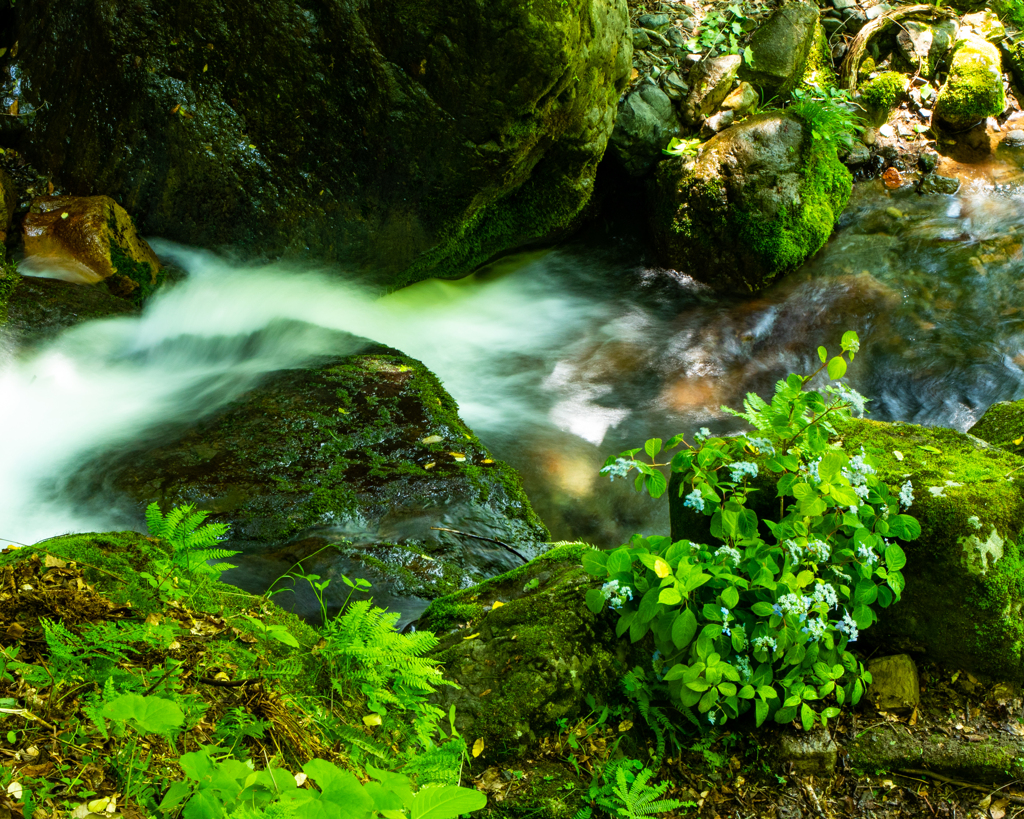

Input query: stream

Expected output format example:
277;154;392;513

4;164;1024;599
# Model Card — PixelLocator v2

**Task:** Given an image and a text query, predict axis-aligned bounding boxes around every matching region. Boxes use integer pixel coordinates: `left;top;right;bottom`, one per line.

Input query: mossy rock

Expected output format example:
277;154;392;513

6;0;630;290
2;274;138;347
650;112;851;293
67;345;548;620
738;1;820;96
969;399;1024;457
935;33;1006;129
860;71;909;113
421;543;639;761
669;416;1024;681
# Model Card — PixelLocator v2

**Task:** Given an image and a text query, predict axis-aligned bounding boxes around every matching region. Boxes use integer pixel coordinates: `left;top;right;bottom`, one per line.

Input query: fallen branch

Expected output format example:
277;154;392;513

899;768;1024;806
839;5;958;90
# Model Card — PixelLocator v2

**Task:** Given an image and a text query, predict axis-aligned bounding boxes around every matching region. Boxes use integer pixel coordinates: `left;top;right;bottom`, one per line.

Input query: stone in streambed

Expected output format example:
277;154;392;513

22;196;161;302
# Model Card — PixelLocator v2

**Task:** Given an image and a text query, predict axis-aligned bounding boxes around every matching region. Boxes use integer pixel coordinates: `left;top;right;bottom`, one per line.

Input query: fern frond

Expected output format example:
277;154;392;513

402;737;465;786
571;809;593;819
612;767;685;818
331;722;391;760
721;391;773;432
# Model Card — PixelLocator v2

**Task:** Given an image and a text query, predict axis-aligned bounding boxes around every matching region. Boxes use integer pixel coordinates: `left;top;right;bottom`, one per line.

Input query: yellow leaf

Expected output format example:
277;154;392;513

450;452;466;461
203;63;208;72
653;558;671;578
420;435;443;444
462;632;480;640
1014;437;1023;445
491;600;504;610
61;212;69;220
363;713;382;726
481;458;494;464
87;798;110;814
424;462;435;470
472;738;484;758
893;450;903;461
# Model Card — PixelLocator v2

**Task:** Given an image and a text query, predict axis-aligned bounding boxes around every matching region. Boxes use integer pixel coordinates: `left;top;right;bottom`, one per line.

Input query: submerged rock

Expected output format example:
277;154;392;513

71;344;548;621
22;196;161;302
650;112;852;293
5;0;630;290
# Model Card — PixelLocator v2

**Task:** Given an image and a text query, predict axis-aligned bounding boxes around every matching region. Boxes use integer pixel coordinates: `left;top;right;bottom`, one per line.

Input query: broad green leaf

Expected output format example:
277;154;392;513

884;543;907;571
754;699;769;727
817;346;827;364
658;587;682;606
818;452;845;483
672;606;698;649
801;703;815;732
582;549;609;577
645;438;663;459
102;693;184;736
410;785;487;819
606;548;633;576
721;585;739;609
645;470;668;498
585;588;606;614
751;601;774;616
637;587;662;624
827;356;847;380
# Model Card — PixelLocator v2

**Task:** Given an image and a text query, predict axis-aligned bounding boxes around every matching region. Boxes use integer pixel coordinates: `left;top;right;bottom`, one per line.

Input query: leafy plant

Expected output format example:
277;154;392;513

589;759;686;818
685;4;753;56
587;332;919;730
789;86;864;155
662;137;703;160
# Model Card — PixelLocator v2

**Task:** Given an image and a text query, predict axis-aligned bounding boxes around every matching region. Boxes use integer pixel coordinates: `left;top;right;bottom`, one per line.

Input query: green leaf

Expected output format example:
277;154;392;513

410;785;487;819
637;587;662;624
721;585;739;609
615;610;635;638
658;587;682;606
754;699;769;727
827;356;847;381
585;588;606;614
884;543;907;571
829;484;860;506
751;601;774;616
645;438;663;459
582;549;609;577
606;548;633;576
817;346;827;364
801;703;815;732
102;693;184;736
303;760;375;817
645;470;668;498
743;45;754;65
818;452;845;483
672;606;698;649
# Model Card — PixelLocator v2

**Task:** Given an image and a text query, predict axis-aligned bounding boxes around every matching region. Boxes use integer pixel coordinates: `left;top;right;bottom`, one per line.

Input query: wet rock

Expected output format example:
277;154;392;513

7;0;630;290
935;33;1006;129
843;141;871;166
609;83;682;177
918;149;940;172
422;545;636;760
637;13;671;32
738;1;820;95
21;196;161;302
777;726;838;777
1;274;138;349
867;654;920;713
70;345;549;622
682;54;742;127
1002;130;1024;148
650;112;851;293
917;173;960;195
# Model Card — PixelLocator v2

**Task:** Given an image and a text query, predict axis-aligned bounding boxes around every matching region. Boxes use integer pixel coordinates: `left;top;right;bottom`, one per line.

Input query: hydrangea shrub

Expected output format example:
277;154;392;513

585;332;920;730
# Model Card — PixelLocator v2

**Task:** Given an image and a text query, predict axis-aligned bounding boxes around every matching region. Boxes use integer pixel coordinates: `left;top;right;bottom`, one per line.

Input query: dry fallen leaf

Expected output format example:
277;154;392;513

420;435;443;444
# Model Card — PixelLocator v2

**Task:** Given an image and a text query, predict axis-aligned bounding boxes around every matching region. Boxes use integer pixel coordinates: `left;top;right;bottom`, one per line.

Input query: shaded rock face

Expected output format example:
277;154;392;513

421;545;636;760
67;344;549;619
669;416;1024;682
22;196;161;301
0;274;138;349
6;0;630;289
608;83;681;176
650;112;852;293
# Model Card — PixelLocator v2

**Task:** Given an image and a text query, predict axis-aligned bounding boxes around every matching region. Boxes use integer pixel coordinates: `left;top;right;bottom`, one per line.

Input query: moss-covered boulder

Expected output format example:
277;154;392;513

894;19;958;79
649;112;852;293
969;399;1024;458
935;33;1006;129
738;1;820;96
5;0;630;290
420;544;636;761
69;346;548;619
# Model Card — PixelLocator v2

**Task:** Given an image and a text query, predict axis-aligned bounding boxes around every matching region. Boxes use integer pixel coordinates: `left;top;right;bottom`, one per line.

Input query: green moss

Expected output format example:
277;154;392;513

993;0;1024;27
800;19;837;91
860;71;908;111
968;399;1024;457
0;252;18;325
935;35;1006;127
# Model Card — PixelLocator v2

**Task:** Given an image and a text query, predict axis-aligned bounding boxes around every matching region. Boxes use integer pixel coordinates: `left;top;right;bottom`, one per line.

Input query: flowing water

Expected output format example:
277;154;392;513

4;167;1024;576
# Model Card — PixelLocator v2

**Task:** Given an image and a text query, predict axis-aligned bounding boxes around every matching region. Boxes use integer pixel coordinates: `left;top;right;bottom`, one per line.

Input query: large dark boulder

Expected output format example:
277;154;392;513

3;0;630;289
66;344;549;621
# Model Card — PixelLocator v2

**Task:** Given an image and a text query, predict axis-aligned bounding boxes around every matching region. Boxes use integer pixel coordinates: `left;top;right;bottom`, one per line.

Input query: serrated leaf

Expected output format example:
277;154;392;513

672;606;698;649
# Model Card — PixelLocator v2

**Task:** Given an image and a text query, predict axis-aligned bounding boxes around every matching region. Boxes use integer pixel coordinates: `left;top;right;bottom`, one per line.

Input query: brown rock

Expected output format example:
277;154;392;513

23;196;160;297
867;654;920;713
882;167;904;189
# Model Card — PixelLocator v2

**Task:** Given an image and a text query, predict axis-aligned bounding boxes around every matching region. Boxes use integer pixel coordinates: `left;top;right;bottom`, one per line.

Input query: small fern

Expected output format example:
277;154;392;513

609;766;684;819
146;502;237;579
571;809;593;819
401;737;466;786
721;390;772;432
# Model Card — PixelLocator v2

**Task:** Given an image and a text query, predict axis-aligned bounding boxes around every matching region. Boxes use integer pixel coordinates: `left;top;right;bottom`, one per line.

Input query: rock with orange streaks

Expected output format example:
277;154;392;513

23;195;160;301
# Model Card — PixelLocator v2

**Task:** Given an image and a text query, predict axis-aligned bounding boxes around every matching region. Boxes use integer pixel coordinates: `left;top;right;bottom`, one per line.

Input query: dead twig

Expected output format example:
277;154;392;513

899;769;1024;806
